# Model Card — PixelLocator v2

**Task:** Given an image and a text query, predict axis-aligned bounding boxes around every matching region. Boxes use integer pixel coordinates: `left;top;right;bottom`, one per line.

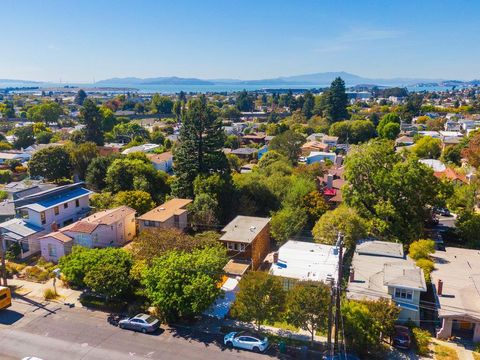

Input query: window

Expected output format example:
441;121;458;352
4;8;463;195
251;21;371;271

64;203;68;209
48;244;57;258
75;199;80;208
394;288;413;301
40;212;46;225
227;242;246;252
144;220;151;227
54;206;59;216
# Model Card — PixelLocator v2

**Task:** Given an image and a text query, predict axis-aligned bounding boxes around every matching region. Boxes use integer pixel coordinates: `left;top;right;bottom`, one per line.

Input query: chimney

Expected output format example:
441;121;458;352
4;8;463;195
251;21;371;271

51;222;58;232
437;279;443;296
273;252;279;263
349;267;355;282
327;174;333;189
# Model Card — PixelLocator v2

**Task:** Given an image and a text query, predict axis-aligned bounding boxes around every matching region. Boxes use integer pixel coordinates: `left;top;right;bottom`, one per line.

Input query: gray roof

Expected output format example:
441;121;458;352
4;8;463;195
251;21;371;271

0;200;15;217
430;247;480;321
231;148;257;155
356;240;404;258
383;262;427;291
0;218;42;240
220;216;270;244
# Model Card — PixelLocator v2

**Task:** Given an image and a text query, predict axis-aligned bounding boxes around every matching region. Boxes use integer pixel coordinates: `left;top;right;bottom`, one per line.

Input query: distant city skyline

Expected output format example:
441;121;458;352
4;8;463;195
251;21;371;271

1;0;479;82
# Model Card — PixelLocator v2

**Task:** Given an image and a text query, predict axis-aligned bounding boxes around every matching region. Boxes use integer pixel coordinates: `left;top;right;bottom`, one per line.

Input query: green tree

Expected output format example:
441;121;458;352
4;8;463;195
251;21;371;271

172;95;229;198
64;142;99;180
231;271;286;330
0;170;12;184
377;113;401;140
151;94;173;114
84;263;131;300
35;131;53;144
268;130;305;165
344;140;440;243
85;155;117;191
27;101;63;125
412;136;442;159
59;246;133;288
28;146;72;182
236;90;254;112
270;206;308;243
285;281;330;345
74;89;87;105
142;246;227;321
302;91;315;118
441;145;462;166
325;77;349;122
111;122;149;142
456;211;480;248
80;99;104;145
303;190;329;224
113;190;155;215
0;101;15;118
312;206;368;249
447;183;477;213
13;125;35;149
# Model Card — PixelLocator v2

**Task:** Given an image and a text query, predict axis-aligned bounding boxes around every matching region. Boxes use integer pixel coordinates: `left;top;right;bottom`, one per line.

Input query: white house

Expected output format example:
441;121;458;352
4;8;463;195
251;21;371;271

121;143;160;155
270;240;339;290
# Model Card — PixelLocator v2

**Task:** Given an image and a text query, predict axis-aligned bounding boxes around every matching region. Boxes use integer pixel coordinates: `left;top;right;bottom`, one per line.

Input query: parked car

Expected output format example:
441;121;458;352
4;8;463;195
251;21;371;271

434;207;451;217
392;325;411;349
118;313;160;333
224;331;269;352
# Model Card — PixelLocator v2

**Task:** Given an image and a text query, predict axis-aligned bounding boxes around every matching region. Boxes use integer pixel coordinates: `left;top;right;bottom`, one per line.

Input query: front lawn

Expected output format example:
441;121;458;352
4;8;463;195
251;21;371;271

434;344;459;360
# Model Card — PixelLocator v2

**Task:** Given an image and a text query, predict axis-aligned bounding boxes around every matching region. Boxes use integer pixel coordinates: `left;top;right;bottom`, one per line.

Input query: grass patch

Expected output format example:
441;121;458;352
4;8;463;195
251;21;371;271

434;344;459;360
412;327;431;356
24;266;51;283
43;288;58;300
266;320;299;332
80;294;127;312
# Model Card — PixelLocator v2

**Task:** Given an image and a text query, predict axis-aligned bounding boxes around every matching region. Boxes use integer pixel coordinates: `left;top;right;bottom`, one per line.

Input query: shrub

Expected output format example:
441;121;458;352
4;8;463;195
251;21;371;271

0;190;8;200
43;288;58;300
25;266;51;283
14;165;27;173
409;239;435;260
416;258;435;283
0;169;12;184
412;327;431;356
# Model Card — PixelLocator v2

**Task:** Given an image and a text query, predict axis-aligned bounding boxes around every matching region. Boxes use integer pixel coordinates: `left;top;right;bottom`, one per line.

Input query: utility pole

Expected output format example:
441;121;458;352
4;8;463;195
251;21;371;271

334;232;344;353
327;278;334;356
0;235;7;286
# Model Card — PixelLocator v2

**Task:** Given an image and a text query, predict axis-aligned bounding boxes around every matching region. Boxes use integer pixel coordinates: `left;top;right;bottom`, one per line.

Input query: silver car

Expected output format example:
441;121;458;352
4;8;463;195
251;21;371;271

118;313;160;333
224;331;269;352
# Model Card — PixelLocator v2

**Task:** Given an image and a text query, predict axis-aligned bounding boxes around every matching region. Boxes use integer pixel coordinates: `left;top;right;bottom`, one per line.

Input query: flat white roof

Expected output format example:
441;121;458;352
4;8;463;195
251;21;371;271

270;240;339;283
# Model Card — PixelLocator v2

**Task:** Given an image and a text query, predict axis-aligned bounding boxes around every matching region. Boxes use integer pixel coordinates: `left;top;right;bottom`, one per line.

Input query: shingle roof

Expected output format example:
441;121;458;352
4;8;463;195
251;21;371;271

63;206;136;234
147;152;173;164
40;231;72;243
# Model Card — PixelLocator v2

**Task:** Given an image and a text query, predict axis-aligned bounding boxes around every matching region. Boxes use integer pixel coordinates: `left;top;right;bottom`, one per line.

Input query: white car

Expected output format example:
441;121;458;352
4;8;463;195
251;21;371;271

224;331;269;352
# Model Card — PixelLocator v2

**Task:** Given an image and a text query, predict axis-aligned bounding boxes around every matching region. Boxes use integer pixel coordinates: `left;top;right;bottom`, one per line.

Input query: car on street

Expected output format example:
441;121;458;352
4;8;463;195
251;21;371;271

118;313;160;333
434;207;451;217
224;331;269;352
392;325;411;349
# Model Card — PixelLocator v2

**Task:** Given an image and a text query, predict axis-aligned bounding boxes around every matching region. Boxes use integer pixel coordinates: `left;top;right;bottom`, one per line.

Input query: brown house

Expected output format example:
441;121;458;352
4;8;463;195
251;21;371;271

137;198;192;232
220;216;271;274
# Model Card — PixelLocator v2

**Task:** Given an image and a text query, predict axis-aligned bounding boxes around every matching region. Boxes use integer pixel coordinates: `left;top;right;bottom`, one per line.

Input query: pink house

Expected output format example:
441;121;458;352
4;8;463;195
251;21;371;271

39;206;136;262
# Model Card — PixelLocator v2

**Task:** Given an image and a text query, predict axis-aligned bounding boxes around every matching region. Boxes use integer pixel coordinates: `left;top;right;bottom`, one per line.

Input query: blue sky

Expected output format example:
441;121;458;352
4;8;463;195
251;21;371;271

1;0;479;82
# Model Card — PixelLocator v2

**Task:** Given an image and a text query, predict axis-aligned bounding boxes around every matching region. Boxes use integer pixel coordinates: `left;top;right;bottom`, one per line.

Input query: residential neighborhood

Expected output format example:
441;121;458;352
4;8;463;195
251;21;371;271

2;2;480;360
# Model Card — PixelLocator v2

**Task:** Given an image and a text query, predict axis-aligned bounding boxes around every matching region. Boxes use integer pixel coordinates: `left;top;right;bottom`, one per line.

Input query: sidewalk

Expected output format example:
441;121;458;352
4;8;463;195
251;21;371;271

8;277;83;307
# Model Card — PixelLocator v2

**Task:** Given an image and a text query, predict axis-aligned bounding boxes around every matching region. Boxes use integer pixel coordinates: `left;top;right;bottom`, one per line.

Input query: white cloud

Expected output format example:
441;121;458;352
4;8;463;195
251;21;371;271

314;27;403;53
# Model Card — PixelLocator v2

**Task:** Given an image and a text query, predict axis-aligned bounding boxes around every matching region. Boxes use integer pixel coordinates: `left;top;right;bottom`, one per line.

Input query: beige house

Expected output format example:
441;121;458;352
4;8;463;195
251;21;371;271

39;206;136;262
137;198;192;232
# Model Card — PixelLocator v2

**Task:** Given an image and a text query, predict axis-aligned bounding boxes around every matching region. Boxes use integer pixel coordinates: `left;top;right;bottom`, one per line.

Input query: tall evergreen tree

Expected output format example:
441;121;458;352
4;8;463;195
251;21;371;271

80;99;104;145
302;91;315;118
172;95;229;198
325;77;349;122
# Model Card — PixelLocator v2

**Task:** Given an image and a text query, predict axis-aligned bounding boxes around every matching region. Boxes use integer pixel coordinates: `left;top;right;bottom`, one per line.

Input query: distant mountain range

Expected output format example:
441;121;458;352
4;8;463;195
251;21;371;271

2;72;479;88
93;72;479;87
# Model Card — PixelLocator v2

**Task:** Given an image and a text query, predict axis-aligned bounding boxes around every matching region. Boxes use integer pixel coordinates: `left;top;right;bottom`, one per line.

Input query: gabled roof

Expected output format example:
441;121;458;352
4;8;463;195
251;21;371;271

63;206;136;234
383;262;427;291
40;231;73;243
147;151;173;164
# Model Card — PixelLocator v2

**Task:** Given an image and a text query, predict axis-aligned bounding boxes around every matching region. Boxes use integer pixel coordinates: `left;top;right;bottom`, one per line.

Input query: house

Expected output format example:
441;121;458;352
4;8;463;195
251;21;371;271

270;240;339;290
121;143;160;155
147;152;173;173
319;169;345;207
0;151;30;164
347;240;427;325
306;151;336;165
301;141;330;155
220;216;270;274
444;121;462;132
39;206;136;262
419;159;446;173
241;133;266;145
137;198;192;232
433;167;468;185
431;247;480;342
395;136;414;147
230;147;257;160
97;143;124;156
0;183;92;259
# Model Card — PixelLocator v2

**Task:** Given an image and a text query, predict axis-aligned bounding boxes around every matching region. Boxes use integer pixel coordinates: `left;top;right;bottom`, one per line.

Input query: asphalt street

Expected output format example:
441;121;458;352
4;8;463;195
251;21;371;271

0;298;272;360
